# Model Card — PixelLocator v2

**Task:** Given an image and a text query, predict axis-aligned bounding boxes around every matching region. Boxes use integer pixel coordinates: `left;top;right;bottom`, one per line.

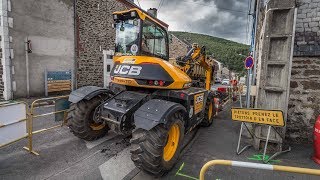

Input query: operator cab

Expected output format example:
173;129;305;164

111;9;192;90
113;9;169;60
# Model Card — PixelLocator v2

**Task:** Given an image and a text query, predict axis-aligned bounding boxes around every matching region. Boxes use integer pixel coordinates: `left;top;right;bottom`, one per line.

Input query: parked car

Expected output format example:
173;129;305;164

222;79;230;85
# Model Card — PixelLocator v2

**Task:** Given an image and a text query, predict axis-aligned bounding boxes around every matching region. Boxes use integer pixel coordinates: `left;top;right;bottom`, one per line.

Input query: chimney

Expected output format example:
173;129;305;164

147;8;157;18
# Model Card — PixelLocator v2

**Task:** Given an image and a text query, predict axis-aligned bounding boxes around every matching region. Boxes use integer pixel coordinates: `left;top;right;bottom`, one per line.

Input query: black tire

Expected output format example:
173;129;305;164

66;103;75;123
130;112;185;176
201;93;215;127
68;96;109;141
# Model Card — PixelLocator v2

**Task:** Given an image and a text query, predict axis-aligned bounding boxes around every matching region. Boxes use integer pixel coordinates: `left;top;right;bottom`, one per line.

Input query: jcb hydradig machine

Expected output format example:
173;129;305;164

68;8;217;176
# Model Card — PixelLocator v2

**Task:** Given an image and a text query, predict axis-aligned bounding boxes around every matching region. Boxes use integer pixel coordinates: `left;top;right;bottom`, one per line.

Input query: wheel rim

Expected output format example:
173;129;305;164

90;106;105;131
90;123;105;131
208;102;213;120
163;123;180;161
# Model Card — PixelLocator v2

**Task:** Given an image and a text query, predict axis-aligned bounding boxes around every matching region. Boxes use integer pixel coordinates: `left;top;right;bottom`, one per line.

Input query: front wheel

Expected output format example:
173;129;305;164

130;112;185;176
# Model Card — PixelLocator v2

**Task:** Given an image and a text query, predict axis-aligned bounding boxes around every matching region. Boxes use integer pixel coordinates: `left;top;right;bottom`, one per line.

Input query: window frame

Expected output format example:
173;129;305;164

140;18;169;60
114;18;141;56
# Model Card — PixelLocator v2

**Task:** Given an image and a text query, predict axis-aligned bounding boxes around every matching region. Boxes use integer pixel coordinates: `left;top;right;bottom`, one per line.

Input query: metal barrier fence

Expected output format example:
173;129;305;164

0;101;29;148
199;160;320;180
0;95;70;155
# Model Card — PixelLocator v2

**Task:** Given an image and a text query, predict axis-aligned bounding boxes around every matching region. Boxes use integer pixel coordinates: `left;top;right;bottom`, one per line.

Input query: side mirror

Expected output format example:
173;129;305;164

169;34;173;43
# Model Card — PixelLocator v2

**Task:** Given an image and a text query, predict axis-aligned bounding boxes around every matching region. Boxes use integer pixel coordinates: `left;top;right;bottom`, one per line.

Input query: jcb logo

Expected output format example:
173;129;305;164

114;65;142;76
195;94;204;104
194;93;204;114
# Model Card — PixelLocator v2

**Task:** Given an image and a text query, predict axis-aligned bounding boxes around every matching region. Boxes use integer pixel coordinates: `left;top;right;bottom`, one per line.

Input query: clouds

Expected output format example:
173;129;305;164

135;0;252;44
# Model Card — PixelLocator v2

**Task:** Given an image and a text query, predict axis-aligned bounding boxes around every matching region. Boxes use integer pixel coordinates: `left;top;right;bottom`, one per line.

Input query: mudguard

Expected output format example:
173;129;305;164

68;86;114;103
134;99;187;130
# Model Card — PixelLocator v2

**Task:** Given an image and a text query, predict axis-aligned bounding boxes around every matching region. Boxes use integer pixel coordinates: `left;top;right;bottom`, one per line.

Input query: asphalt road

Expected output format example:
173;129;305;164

0;101;319;180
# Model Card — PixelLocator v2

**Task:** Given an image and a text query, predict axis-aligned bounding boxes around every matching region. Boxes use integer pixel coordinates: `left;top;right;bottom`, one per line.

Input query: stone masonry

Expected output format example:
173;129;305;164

294;0;320;56
288;57;320;143
169;34;190;59
0;58;3;100
287;0;320;143
76;0;127;88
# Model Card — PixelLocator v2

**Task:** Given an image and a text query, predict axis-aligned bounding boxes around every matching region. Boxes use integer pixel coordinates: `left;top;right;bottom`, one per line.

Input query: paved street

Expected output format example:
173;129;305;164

0;101;319;180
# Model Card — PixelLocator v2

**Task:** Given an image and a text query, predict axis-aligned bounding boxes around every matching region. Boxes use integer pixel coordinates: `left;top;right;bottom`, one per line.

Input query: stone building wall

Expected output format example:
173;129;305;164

287;0;320;143
288;57;320;143
294;0;320;56
10;0;75;97
169;34;189;59
76;0;128;88
0;60;3;100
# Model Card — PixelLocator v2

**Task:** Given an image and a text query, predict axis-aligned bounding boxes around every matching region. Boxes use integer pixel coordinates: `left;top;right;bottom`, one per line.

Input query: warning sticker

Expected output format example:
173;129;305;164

194;93;204;114
130;44;138;54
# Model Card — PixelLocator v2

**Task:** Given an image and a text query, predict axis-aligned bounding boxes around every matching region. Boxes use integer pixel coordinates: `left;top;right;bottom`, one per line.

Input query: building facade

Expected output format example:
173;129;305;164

169;34;190;59
255;0;320;143
75;0;129;88
0;0;75;99
0;0;135;99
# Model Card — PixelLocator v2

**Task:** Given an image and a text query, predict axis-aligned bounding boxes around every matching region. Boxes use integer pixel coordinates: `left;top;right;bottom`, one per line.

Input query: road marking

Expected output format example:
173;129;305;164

99;147;136;180
85;131;117;149
248;154;281;164
175;162;199;180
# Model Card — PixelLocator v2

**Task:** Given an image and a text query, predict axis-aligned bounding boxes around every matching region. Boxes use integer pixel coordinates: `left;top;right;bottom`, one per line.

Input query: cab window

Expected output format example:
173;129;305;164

141;19;168;60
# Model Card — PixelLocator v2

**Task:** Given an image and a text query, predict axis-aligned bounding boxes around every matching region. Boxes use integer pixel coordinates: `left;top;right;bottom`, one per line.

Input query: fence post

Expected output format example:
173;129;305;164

23;110;39;155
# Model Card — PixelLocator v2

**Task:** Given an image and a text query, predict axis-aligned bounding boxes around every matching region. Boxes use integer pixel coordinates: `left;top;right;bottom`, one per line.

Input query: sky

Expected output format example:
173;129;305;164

134;0;253;44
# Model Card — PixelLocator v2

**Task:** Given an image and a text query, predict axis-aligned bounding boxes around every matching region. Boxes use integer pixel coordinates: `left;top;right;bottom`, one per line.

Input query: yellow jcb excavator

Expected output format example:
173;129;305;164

68;8;217;176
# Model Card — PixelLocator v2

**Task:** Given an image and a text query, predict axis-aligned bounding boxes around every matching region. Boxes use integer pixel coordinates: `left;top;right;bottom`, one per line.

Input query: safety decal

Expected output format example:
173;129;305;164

130;44;138;54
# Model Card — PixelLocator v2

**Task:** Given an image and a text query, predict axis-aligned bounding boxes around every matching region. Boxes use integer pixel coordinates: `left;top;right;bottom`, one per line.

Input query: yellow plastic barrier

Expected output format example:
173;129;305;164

23;95;69;155
199;160;320;180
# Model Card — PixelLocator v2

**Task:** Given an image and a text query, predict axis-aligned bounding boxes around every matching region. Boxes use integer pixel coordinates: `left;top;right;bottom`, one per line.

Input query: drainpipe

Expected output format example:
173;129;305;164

25;37;30;98
252;0;260;86
73;0;77;89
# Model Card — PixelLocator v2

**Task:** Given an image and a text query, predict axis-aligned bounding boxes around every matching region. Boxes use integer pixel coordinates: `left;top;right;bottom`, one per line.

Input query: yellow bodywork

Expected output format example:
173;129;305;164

113;56;192;89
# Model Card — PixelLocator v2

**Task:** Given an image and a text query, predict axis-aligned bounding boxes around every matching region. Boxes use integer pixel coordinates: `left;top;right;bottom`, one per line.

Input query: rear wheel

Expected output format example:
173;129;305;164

68;95;111;141
130;111;185;176
201;93;215;127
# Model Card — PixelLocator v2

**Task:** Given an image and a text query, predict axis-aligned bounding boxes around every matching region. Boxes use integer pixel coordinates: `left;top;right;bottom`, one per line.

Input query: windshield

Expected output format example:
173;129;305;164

141;20;168;59
115;19;140;56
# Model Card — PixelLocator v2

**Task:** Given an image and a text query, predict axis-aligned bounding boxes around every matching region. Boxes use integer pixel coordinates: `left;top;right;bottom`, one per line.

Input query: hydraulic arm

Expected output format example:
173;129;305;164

176;43;213;90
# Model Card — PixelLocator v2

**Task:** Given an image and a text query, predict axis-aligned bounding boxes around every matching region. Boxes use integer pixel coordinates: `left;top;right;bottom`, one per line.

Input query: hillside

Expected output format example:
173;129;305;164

170;31;250;73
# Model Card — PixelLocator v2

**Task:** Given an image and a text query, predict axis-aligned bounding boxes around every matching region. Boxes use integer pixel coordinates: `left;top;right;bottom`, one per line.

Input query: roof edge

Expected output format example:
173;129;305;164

116;0;169;28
